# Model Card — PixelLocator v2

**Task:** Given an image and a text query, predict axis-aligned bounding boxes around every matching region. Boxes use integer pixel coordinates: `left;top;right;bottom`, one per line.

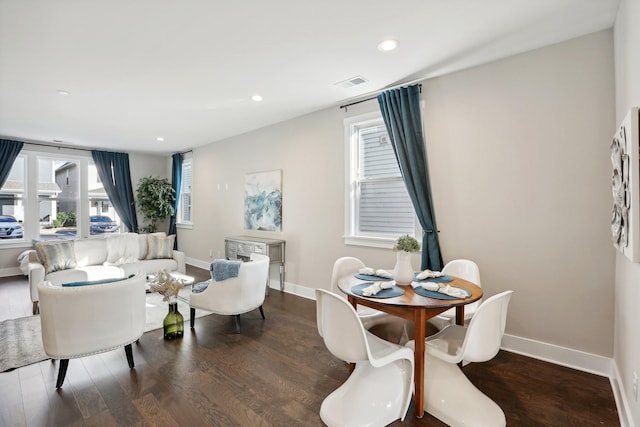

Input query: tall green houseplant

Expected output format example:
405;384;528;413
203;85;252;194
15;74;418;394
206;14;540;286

136;176;175;233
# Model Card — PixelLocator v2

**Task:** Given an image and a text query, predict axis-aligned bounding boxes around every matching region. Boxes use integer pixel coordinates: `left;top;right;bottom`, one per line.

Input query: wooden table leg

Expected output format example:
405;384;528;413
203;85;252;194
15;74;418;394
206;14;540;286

455;306;465;326
347;295;358;374
413;309;427;418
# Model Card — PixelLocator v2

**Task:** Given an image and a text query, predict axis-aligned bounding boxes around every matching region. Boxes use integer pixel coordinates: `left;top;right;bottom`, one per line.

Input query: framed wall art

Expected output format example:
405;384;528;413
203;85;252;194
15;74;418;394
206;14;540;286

244;169;282;232
611;107;640;262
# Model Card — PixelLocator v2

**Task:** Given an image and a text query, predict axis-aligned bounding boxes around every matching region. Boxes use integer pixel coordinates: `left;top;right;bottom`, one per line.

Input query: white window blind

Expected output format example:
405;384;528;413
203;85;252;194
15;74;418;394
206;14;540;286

345;114;417;248
178;160;192;224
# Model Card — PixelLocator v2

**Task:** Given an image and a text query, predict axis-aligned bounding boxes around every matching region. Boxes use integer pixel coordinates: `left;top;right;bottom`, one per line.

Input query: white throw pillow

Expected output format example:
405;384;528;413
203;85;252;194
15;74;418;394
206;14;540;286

106;233;140;265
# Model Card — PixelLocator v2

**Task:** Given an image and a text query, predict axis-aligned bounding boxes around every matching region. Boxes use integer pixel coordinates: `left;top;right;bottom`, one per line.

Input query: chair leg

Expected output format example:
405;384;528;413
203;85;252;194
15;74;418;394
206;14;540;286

124;344;135;368
259;305;265;320
55;359;69;388
234;315;241;333
190;308;196;329
32;302;39;315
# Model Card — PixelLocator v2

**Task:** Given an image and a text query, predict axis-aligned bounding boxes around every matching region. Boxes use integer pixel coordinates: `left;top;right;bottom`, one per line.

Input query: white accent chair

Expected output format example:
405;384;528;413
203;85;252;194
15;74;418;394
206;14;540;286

407;290;514;427
315;289;414;427
330;257;396;331
38;273;146;388
189;253;270;333
428;259;482;331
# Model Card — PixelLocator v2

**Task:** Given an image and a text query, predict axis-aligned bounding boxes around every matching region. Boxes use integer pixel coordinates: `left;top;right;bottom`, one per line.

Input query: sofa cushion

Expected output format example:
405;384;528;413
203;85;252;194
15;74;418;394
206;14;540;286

74;238;108;267
34;240;77;274
62;277;128;287
146;234;175;259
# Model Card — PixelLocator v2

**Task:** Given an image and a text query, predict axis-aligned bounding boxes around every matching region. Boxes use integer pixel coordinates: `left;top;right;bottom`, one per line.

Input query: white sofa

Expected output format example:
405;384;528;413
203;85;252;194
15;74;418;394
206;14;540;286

28;232;185;314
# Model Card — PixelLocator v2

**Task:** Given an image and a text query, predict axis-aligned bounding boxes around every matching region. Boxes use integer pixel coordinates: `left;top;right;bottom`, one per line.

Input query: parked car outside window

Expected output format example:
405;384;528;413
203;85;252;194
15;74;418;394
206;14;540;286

0;215;23;239
90;216;119;234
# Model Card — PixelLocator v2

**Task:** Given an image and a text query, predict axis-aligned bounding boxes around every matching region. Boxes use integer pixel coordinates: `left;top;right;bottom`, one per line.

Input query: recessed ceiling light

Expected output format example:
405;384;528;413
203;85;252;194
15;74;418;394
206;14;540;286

251;95;263;102
156;137;164;142
56;90;70;96
377;39;398;52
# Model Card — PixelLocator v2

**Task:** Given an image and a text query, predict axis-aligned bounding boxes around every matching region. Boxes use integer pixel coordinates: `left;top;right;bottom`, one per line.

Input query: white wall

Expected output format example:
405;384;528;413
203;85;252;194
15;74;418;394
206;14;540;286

614;0;640;424
179;30;615;358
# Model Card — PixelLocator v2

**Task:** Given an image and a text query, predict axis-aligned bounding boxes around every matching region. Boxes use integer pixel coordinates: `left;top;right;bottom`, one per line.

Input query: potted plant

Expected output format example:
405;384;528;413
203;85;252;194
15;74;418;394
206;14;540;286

136;176;175;233
393;235;420;284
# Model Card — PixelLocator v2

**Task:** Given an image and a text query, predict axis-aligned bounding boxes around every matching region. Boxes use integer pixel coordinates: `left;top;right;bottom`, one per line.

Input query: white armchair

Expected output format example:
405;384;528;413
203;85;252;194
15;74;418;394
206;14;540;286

189;253;270;333
38;273;146;388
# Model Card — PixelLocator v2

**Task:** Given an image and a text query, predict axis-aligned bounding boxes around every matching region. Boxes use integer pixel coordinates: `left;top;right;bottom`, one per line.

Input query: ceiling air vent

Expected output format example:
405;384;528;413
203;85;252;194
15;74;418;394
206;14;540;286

335;75;369;88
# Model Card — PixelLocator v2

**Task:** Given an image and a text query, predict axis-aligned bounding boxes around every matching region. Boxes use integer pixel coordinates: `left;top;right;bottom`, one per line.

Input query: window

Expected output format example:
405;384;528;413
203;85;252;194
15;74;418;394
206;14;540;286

345;113;416;248
0;155;25;240
0;148;121;245
177;158;192;225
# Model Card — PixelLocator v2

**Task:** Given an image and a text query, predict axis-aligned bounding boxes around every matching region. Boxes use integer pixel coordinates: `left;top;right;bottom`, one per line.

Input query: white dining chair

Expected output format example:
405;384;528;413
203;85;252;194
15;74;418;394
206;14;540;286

316;289;414;427
407;290;513;427
428;259;482;331
330;257;399;332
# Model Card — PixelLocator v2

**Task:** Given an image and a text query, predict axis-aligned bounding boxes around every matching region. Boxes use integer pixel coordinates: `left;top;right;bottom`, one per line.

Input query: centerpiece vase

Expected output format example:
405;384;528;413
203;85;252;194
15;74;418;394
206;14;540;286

163;296;184;340
394;250;414;285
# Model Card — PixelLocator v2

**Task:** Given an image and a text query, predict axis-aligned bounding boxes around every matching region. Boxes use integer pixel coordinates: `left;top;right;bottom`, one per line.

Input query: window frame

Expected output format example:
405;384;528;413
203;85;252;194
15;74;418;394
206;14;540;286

176;156;193;228
344;112;418;249
0;147;122;247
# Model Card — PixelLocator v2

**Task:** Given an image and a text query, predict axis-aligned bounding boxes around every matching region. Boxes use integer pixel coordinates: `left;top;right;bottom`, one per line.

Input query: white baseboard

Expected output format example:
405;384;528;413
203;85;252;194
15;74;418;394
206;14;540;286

186;257;210;271
0;267;22;277
612;361;635;427
500;334;612;376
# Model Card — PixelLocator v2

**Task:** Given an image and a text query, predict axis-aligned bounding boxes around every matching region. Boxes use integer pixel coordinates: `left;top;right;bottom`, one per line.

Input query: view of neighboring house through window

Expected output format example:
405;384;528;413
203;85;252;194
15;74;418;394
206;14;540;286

178;158;192;225
88;161;120;234
0;149;121;243
39;158;79;238
344;113;417;248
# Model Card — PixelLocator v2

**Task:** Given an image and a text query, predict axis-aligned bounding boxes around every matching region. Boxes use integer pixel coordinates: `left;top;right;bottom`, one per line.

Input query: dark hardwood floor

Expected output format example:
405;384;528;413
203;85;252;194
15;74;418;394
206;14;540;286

0;267;620;426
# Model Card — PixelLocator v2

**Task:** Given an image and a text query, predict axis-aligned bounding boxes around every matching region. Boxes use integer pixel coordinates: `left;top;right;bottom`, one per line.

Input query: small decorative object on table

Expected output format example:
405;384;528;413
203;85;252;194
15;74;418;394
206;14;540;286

148;269;186;340
393;235;420;285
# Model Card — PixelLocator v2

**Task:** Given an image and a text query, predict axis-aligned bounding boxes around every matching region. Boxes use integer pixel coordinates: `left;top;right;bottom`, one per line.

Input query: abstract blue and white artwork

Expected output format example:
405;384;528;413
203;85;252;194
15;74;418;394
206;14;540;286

244;170;282;231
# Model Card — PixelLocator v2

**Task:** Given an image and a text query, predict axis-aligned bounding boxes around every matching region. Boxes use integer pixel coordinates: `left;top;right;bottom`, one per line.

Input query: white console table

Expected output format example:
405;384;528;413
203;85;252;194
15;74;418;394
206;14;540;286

224;236;286;291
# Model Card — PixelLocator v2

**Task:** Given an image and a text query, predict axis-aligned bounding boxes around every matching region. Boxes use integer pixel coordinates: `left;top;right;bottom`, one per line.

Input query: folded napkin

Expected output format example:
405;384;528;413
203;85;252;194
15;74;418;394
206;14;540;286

362;281;394;296
416;282;468;298
416;269;445;280
359;267;393;278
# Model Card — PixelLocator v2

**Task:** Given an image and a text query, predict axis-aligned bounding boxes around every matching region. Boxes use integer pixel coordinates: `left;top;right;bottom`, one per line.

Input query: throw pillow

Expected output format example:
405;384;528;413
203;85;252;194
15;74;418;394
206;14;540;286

105;233;140;265
146;234;175;260
62;277;125;287
34;240;77;274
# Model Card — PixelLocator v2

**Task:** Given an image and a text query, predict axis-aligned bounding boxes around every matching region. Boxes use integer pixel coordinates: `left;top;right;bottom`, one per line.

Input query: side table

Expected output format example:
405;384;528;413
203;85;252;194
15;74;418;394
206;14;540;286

225;236;286;291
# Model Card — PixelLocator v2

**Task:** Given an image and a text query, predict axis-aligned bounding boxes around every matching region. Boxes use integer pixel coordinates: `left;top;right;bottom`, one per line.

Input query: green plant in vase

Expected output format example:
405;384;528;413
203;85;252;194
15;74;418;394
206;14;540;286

393;235;420;284
393;235;420;253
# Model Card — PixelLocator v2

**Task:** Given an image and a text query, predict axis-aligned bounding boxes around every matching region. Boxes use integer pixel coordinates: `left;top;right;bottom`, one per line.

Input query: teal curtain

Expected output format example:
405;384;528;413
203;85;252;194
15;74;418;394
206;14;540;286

168;152;182;249
0;139;23;188
377;85;443;271
91;150;139;233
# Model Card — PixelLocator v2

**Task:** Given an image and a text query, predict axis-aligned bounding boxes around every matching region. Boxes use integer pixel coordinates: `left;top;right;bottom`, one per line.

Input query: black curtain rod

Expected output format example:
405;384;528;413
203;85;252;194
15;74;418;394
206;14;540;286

339;83;422;111
24;141;193;156
25;141;93;152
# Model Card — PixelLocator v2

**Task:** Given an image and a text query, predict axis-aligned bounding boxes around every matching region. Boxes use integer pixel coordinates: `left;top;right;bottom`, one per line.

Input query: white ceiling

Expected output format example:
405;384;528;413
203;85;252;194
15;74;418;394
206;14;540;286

0;0;620;155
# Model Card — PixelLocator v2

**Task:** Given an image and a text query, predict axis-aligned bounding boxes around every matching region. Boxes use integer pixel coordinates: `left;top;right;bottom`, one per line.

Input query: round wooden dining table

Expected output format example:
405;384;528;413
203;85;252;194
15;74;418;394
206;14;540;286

338;274;483;418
